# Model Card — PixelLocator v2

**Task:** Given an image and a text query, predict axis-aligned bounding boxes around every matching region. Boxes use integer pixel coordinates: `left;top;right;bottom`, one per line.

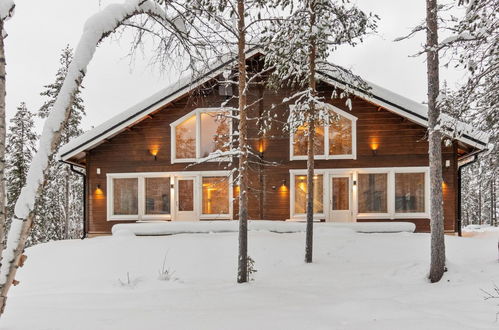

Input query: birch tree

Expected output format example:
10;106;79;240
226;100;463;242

0;0;15;254
0;0;195;316
262;0;377;263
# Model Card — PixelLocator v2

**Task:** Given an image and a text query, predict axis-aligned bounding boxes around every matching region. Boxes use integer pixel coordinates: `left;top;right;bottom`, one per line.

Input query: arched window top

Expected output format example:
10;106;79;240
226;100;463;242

290;104;357;160
171;108;232;163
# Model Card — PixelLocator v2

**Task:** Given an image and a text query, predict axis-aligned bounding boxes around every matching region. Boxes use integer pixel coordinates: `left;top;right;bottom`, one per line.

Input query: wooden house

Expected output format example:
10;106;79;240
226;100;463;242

60;50;489;236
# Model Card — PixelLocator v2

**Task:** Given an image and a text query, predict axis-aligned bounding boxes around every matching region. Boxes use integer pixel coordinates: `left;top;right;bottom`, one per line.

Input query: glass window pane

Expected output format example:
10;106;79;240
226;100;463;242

293;126;325;156
358;173;387;213
145;177;170;215
202;177;229;214
200;112;230;158
113;178;138;215
294;175;323;214
175;115;196;159
178;180;194;211
395;173;425;213
329;115;352;155
332;177;349;210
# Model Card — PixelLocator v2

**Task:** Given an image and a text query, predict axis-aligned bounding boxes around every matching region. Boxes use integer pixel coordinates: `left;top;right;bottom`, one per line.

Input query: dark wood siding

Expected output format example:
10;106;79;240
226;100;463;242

84;79;458;234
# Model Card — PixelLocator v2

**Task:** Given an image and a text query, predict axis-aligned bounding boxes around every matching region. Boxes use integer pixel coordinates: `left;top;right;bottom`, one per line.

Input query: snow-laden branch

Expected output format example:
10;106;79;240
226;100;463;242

0;0;14;21
0;0;175;308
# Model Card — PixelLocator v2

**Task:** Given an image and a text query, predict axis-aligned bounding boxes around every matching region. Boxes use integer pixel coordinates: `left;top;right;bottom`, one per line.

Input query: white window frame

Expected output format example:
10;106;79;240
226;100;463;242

289;169;327;220
107;171;233;221
107;173;172;221
392;167;430;219
289;167;430;221
199;172;233;220
170;107;234;164
289;104;357;161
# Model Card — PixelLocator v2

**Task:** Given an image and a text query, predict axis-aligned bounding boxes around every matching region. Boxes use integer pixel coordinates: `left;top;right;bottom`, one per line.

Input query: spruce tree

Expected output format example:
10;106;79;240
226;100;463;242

34;45;85;244
5;102;37;231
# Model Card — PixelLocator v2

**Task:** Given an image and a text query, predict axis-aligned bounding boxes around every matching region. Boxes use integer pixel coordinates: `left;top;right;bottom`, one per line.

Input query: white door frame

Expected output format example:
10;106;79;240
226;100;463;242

173;175;199;221
328;173;354;222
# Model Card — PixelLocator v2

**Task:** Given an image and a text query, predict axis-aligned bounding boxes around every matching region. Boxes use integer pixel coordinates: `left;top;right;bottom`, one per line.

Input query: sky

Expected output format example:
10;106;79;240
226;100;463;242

4;0;467;133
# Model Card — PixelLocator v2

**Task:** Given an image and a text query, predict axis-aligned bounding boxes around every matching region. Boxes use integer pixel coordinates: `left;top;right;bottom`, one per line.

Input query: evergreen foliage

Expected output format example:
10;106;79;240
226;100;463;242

32;45;85;245
5;102;37;232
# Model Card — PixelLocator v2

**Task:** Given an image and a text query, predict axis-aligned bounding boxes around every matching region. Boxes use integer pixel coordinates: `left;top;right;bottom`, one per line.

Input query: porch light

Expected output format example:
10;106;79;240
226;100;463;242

94;184;104;197
149;147;159;160
370;143;379;155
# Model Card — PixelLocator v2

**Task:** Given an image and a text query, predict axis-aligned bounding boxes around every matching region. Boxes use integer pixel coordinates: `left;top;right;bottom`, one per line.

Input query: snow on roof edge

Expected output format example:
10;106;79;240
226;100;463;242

60;48;489;162
59;49;263;161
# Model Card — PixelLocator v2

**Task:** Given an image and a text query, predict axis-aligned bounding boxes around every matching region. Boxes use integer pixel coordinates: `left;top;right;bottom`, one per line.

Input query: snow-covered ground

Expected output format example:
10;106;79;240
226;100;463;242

2;226;498;330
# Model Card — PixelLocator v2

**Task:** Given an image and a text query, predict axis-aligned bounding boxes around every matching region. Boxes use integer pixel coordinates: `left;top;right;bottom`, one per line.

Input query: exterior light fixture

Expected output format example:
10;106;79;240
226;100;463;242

281;179;287;187
149;148;159;160
96;184;101;190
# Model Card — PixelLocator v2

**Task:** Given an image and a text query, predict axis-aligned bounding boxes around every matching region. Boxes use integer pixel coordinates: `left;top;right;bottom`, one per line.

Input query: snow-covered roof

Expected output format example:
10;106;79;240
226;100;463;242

60;48;489;163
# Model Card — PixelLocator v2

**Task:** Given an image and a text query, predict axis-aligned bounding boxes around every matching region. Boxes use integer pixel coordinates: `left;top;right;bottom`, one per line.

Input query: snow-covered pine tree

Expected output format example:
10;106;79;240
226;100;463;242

441;0;498;229
262;0;377;263
34;45;85;244
5;103;37;233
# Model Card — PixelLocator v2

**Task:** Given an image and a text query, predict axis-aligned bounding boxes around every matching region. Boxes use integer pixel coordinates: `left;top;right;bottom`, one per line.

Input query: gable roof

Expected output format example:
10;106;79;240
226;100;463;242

60;48;489;164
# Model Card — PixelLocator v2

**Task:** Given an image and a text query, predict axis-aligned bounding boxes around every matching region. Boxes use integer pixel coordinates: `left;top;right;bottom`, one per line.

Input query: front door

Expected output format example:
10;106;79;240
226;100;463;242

329;175;353;222
174;177;198;221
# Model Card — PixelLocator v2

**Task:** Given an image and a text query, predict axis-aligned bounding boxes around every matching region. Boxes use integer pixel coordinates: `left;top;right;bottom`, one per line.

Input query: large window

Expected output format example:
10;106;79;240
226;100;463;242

145;177;170;215
395;173;425;213
358;173;388;213
113;178;138;216
108;174;171;221
107;172;232;221
175;115;196;159
293;126;325;156
172;108;231;163
329;116;353;155
202;177;230;215
356;168;429;218
294;175;324;214
290;105;356;160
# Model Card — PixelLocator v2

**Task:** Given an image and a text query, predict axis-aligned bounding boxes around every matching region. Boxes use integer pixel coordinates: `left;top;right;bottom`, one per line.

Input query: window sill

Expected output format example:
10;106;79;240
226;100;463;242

290;155;356;161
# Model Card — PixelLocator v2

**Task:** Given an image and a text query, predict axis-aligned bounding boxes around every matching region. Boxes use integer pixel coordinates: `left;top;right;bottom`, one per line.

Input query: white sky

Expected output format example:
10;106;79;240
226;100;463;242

5;0;467;133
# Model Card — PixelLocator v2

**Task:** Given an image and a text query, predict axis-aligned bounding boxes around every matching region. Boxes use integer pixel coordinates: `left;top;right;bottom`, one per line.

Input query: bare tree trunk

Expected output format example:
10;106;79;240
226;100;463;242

478;181;482;225
0;20;6;253
426;0;445;283
64;168;70;239
304;0;317;264
236;0;248;284
305;121;315;263
0;1;166;315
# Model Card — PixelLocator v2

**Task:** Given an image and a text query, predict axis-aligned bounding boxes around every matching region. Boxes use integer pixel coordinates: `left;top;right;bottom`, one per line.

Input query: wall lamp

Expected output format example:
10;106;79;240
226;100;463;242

149;148;159;160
